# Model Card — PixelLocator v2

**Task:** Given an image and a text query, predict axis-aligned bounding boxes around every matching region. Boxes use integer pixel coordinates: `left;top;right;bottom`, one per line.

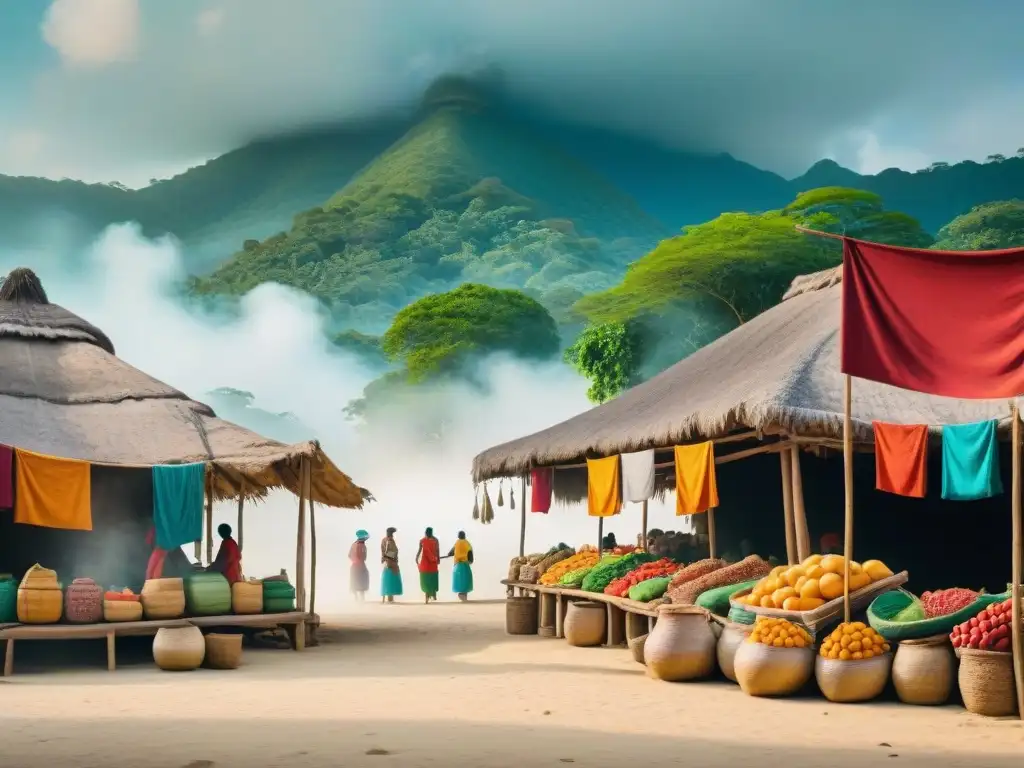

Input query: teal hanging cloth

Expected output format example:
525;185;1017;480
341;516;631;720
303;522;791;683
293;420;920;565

941;420;1003;500
153;463;206;550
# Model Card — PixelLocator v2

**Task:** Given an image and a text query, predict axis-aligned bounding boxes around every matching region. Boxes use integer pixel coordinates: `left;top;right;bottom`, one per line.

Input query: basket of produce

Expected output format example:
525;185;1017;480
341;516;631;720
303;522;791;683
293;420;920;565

957;648;1016;717
644;605;717;682
950;597;1014;654
533;547;574;581
558;567;594;588
605;559;681;598
696;578;761;617
204;633;243;670
892;635;955;705
104;597;144;622
869;587;1006;641
627;576;673;603
541;551;600;585
518;565;540;584
564;601;606;647
505;595;538;635
65;577;104;623
185;572;232;616
262;579;296;612
581;552;656;594
816;622;892;702
142;577;184;594
733;618;814;696
628;632;648;664
0;575;17;623
730;554;906;636
507;556;527;582
231;579;263;615
668;555;773;606
716;621;754;683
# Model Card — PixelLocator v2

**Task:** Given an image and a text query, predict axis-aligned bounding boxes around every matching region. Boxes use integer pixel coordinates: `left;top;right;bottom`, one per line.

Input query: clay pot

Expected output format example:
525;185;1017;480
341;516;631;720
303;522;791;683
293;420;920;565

65;578;103;624
644;608;717;682
734;642;815;697
564;601;606;647
152;626;206;671
716;623;753;683
892;636;954;705
816;654;892;703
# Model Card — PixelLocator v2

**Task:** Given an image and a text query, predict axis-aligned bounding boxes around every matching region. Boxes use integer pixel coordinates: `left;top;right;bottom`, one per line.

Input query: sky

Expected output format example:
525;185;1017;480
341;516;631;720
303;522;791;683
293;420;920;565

1;0;1023;186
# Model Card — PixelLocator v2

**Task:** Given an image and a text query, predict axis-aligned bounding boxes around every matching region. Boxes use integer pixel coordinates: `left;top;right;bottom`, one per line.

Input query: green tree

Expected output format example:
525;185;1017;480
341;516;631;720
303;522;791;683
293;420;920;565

564;322;643;403
933;200;1024;250
783;187;934;247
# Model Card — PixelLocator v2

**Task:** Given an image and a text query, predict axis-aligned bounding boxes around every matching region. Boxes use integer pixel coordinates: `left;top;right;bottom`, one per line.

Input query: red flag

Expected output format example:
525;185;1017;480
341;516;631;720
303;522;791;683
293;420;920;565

841;238;1024;399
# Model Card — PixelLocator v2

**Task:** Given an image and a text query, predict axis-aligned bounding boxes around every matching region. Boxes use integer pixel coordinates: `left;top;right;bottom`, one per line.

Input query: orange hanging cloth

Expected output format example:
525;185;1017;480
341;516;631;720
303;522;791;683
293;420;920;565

586;456;621;517
872;421;928;498
674;443;719;515
13;448;93;531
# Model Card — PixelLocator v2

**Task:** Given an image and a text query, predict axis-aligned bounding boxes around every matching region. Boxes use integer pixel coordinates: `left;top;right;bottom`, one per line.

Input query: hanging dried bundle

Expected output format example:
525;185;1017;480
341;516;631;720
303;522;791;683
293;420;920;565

497;480;504;507
482;485;495;524
472;485;480;520
510;485;515;510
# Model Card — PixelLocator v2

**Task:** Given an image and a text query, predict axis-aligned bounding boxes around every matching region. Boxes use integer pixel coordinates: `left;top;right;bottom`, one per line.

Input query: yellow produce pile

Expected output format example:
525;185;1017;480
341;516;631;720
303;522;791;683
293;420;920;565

820;622;890;660
747;617;812;649
539;551;600;585
739;554;894;610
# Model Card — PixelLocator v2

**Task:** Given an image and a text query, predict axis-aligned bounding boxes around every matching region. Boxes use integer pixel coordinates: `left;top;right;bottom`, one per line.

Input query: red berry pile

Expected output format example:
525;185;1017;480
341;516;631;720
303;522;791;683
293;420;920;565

950;599;1013;652
921;587;978;618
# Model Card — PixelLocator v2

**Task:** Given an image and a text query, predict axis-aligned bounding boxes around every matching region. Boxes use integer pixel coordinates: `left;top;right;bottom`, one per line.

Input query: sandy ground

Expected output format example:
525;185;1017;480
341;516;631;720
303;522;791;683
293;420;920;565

1;600;1022;768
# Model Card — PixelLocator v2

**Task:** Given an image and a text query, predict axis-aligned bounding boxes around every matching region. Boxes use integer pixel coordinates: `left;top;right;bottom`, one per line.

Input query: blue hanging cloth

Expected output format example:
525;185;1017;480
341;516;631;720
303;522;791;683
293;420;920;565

152;463;206;550
941;420;1003;501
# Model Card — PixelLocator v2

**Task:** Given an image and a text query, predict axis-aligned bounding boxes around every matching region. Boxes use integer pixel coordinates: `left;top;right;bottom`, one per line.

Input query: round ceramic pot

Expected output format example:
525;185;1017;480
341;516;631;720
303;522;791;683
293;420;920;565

564;601;606;647
815;654;892;703
716;623;753;683
734;642;815;697
892;637;954;705
152;626;206;671
644;609;717;682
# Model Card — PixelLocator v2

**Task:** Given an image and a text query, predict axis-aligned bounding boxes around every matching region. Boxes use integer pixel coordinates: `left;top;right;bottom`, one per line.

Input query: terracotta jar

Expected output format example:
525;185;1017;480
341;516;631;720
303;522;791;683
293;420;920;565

892;636;954;705
644;608;717;682
65;578;103;624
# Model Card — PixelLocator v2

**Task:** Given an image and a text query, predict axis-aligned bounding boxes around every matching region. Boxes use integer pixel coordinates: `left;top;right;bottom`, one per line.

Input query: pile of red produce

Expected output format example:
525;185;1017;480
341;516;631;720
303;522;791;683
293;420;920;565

950;599;1013;652
921;587;978;618
604;558;680;598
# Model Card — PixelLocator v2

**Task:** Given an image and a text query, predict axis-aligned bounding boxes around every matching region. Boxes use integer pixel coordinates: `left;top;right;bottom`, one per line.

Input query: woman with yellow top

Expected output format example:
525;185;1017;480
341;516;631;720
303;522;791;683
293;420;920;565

447;530;474;602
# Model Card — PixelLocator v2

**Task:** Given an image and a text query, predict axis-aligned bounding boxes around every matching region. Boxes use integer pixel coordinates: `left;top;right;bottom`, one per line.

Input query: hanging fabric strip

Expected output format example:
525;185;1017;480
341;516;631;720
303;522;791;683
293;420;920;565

621;449;655;502
942;419;1003;501
873;421;928;498
841;237;1024;399
0;444;12;509
674;442;719;515
152;463;206;550
13;448;93;531
586;456;621;517
531;467;553;513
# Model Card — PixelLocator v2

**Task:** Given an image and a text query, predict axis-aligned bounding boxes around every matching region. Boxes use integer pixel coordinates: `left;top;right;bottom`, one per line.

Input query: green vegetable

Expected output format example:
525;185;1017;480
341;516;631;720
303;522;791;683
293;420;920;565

695;578;761;617
893;601;927;623
581;552;655;593
559;568;594;588
628;576;672;603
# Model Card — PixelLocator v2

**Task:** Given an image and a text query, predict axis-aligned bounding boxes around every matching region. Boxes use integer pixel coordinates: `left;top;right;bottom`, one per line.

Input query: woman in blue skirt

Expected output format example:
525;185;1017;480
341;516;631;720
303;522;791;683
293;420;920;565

448;531;474;602
380;527;403;602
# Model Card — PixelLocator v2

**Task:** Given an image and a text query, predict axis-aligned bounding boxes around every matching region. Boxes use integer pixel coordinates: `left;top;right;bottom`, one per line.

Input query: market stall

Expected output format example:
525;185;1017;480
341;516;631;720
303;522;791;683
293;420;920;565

0;268;372;675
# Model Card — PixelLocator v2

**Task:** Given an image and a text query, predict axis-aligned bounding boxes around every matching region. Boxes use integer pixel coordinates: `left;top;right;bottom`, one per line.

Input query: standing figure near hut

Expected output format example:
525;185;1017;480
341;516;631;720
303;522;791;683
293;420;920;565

602;531;618;551
349;529;370;601
380;527;403;603
416;527;441;603
207;523;242;584
448;531;474;602
144;527;193;581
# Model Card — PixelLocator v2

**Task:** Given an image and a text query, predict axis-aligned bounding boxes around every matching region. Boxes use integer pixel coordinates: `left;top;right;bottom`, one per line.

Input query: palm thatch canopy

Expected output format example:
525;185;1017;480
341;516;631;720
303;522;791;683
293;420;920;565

0;267;369;508
472;265;1011;483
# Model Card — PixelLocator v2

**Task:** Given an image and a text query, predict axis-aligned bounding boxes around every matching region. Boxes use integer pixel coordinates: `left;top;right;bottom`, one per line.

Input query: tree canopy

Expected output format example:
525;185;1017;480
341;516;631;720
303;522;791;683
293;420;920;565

932;199;1024;250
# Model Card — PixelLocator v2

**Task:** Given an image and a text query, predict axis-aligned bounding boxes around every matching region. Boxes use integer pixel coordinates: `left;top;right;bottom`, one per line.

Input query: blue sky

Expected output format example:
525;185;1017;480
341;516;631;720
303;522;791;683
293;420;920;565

2;0;1024;187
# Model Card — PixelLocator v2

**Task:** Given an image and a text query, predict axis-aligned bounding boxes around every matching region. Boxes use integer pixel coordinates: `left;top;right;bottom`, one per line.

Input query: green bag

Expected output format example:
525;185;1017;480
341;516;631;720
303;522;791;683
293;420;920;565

184;572;232;616
628;576;672;603
728;605;757;625
0;577;15;623
695;578;762;617
262;580;296;612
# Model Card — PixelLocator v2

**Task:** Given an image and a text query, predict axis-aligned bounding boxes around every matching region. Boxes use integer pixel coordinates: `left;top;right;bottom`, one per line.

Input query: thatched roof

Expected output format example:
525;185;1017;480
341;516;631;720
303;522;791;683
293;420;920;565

0;268;369;508
472;265;1011;482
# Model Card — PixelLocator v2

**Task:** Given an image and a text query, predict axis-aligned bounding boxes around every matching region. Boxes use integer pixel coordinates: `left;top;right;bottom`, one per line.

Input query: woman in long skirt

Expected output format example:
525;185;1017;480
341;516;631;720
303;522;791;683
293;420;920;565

416;527;440;603
380;527;403;603
349;529;370;601
449;530;474;602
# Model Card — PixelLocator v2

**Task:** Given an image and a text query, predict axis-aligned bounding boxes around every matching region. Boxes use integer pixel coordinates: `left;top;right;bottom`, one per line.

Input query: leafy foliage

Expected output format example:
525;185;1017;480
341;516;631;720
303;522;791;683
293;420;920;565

932;200;1024;250
783;186;934;247
563;323;643;403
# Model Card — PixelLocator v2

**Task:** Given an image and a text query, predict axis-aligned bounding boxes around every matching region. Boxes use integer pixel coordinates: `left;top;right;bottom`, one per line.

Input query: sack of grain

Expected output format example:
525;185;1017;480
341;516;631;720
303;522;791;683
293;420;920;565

507;557;527;582
669;556;772;605
668;558;726;589
534;548;572;578
518;565;541;584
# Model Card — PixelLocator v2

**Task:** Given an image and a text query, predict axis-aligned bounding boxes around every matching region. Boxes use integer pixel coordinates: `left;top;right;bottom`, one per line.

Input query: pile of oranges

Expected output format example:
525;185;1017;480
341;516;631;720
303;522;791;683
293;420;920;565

747;617;812;649
819;622;890;660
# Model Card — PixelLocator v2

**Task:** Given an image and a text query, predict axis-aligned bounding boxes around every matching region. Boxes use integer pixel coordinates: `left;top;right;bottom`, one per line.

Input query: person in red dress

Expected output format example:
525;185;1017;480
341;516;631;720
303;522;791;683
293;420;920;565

208;523;242;584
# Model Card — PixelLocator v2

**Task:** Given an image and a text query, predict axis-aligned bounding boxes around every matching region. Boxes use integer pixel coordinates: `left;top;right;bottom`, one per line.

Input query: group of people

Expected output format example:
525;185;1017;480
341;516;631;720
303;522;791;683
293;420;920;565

348;527;474;604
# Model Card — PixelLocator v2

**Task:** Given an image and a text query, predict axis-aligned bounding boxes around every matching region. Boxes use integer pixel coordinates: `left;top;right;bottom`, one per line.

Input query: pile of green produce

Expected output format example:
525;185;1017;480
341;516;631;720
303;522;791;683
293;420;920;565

581;552;655;593
559;568;594;588
627;576;673;603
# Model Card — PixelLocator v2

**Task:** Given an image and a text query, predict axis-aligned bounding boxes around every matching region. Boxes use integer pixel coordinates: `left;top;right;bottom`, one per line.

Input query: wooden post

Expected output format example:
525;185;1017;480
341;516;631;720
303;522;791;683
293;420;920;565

707;508;717;559
237;479;245;553
310;496;318;618
204;469;214;565
842;374;854;624
196;469;208;561
780;448;796;565
1010;401;1023;719
519;474;527;557
598;517;604;552
790;446;811;562
296;458;308;613
641;500;649;551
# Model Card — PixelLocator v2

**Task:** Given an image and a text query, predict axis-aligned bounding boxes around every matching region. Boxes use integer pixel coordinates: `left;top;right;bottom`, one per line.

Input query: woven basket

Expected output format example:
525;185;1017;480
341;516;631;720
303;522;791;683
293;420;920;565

17;586;63;623
734;643;815;697
538;625;556;638
892;635;954;705
185;572;232;616
142;577;184;595
104;599;143;622
505;596;538;635
204;633;243;670
142;590;186;619
716;623;754;683
507;557;527;582
816;654;892;703
628;632;648;664
65;578;103;623
231;580;263;615
20;563;59;590
518;565;540;584
958;649;1017;717
564;601;606;647
869;589;1008;642
152;626;205;671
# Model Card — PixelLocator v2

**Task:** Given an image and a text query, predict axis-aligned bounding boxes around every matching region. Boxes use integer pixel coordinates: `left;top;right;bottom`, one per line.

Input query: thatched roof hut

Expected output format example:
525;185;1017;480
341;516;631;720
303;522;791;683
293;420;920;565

472;265;1010;484
0;267;368;508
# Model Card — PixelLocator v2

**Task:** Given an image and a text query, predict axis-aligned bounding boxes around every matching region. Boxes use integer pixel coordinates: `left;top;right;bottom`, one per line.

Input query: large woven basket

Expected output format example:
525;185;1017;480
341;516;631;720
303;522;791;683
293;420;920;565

505;596;538;635
204;633;243;670
507;557;527;582
231;580;263;615
142;590;186;620
17;587;63;623
958;649;1016;717
518;565;540;584
564;601;606;647
20;563;59;590
104;599;143;622
734;643;815;697
152;626;205;671
142;577;184;595
892;635;954;705
628;632;648;665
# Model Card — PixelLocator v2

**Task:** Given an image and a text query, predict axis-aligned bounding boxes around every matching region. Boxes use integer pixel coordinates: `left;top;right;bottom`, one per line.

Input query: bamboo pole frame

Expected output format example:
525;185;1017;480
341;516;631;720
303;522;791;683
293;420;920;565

236;480;245;553
1011;402;1023;717
597;517;604;552
707;508;717;559
519;474;527;557
310;495;318;618
640;500;649;551
790;446;811;562
204;468;214;565
842;374;854;624
295;457;308;613
779;449;796;565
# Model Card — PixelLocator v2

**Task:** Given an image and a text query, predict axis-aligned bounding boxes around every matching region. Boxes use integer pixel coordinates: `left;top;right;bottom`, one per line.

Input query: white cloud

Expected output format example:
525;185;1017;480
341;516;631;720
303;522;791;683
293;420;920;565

197;7;226;37
41;0;140;68
850;130;932;175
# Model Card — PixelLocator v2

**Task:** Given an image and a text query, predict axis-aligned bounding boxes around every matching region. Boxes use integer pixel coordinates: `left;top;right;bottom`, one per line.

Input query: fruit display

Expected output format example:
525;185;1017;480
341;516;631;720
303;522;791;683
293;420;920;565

819;622;890;660
921;588;979;618
668;555;772;605
581;552;656;593
739;554;894;610
604;558;681;597
539;550;601;585
610;545;639;555
667;558;726;589
950;598;1013;652
627;576;673;603
748;617;812;649
533;546;575;578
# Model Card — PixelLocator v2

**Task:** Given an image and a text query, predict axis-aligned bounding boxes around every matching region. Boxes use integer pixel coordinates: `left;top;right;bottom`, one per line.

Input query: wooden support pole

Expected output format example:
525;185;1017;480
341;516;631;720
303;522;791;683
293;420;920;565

598;517;604;552
641;500;649;551
780;448;796;565
707;508;717;559
296;458;308;613
196;469;208;561
519;474;527;557
237;480;245;553
842;374;854;624
310;496;318;618
1010;402;1023;719
204;469;214;565
790;446;811;562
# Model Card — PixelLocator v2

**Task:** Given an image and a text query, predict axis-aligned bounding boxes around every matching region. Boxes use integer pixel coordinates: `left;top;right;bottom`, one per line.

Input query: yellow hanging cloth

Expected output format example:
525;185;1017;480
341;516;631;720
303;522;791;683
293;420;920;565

586;456;621;517
674;443;719;515
14;448;92;531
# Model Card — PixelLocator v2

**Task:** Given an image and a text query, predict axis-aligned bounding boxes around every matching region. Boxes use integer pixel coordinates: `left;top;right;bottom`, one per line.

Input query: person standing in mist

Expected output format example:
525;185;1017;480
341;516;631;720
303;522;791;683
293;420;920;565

416;527;441;603
446;531;474;602
380;527;403;603
349;529;370;601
